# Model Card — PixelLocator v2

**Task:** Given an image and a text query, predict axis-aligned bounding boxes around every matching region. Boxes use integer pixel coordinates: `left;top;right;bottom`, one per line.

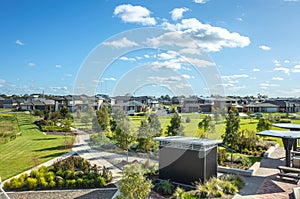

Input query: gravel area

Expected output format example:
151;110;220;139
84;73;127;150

6;188;117;199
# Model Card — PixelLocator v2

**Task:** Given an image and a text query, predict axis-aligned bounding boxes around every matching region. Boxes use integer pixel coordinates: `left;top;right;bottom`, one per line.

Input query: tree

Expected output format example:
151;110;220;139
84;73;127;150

212;107;221;124
111;109;136;161
166;112;184;136
222;107;240;166
81;115;90;127
256;118;271;132
92;117;101;133
116;163;153;199
137;114;162;152
198;115;215;138
137;119;152;152
148;113;161;136
96;105;110;132
60;106;69;118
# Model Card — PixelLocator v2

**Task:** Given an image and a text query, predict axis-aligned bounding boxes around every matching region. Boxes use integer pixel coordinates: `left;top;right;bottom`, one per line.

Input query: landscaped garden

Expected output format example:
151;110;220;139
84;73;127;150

116;162;244;199
3;155;113;191
0;112;74;180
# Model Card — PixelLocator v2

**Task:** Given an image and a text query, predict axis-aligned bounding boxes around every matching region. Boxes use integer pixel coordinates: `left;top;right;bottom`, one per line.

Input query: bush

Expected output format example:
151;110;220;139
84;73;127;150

26;177;38;189
155;180;174;195
95;176;106;187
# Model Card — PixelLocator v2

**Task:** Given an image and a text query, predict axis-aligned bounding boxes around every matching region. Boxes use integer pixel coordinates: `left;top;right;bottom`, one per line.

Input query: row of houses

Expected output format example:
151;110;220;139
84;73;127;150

1;94;300;114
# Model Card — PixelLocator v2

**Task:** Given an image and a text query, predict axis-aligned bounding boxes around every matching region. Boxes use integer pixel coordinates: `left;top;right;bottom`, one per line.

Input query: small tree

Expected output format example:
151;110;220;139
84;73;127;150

222;107;240;166
198;115;215;138
117;163;153;199
60;106;69;118
166;112;184;136
256;118;271;132
111;109;136;161
212;107;221;124
96;105;110;132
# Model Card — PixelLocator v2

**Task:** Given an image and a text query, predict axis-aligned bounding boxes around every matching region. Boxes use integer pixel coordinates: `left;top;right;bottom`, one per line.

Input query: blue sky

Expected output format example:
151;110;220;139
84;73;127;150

1;0;300;97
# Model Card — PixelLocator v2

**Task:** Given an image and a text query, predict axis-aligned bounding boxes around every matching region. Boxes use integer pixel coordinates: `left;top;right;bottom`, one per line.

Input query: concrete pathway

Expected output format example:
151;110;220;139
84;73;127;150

234;146;299;199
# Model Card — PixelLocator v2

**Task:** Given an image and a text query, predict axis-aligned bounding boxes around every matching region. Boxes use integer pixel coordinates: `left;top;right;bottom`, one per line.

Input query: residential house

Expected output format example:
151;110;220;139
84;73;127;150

245;102;279;113
112;100;146;114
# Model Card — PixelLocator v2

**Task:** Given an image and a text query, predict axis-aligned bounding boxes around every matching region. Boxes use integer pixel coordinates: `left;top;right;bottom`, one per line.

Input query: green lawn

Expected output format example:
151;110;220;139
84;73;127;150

0;113;73;180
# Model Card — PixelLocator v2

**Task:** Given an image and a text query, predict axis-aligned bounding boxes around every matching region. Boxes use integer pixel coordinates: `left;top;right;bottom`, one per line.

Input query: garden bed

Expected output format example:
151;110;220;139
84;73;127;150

3;155;114;191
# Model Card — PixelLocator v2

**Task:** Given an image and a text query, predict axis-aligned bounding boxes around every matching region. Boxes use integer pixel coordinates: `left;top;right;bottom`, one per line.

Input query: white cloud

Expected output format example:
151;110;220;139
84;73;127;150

284;60;290;64
103;77;116;81
272;77;284;81
181;74;194;79
161;18;250;52
144;54;150;58
114;4;156;26
150;60;182;70
28;62;36;67
292;69;300;73
221;74;249;80
194;0;207;4
158;51;177;60
274;67;290;74
252;68;260;72
15;40;25;46
148;76;182;83
55;64;62;68
180;56;215;67
220;83;234;87
259;45;271;51
294;65;300;69
260;83;279;87
50;86;68;91
170;7;189;21
119;56;136;61
273;60;281;67
103;37;138;48
236;18;243;22
0;79;6;84
284;0;299;2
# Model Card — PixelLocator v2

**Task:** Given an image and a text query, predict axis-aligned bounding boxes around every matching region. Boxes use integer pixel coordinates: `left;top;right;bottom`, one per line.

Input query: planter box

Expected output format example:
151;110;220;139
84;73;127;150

218;162;260;176
263;143;279;158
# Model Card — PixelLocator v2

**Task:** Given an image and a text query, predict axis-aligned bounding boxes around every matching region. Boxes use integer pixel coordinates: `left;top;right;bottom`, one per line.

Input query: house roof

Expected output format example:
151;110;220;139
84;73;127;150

246;102;279;108
153;136;222;151
113;100;145;107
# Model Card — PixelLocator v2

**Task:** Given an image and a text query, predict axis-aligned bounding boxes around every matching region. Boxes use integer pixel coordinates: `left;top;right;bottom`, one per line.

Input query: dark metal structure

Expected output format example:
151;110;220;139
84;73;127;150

257;130;300;166
272;123;300;150
153;136;221;185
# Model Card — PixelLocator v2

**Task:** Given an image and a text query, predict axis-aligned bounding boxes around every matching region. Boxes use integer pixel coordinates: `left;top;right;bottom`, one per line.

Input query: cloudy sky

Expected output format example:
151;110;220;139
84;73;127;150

1;0;300;97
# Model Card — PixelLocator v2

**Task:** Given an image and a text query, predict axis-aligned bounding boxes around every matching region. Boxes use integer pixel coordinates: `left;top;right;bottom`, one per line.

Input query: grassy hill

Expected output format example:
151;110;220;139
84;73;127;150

0;113;74;180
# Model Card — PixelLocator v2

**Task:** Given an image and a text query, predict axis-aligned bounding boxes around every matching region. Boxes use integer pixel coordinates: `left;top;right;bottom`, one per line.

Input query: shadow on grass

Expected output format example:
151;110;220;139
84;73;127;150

33;138;58;141
40;152;68;159
33;145;65;152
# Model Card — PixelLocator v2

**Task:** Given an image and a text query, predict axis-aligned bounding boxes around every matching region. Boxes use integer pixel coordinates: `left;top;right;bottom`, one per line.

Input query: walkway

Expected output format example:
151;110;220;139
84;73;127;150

234;146;299;199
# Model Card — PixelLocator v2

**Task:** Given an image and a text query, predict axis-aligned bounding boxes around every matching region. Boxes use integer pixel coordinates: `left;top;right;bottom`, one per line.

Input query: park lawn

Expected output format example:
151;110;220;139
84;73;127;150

0;113;73;180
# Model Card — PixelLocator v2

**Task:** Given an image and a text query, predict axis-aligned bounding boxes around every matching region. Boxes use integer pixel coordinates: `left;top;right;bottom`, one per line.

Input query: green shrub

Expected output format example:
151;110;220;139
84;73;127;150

155;180;174;195
76;178;83;187
46;171;55;182
26;177;38;189
221;174;244;189
66;179;76;188
172;187;186;199
95;176;106;187
58;179;65;189
49;180;56;188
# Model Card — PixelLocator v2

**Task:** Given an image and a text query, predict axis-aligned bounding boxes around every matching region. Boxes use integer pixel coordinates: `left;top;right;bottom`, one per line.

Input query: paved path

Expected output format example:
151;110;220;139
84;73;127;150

234;146;299;199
